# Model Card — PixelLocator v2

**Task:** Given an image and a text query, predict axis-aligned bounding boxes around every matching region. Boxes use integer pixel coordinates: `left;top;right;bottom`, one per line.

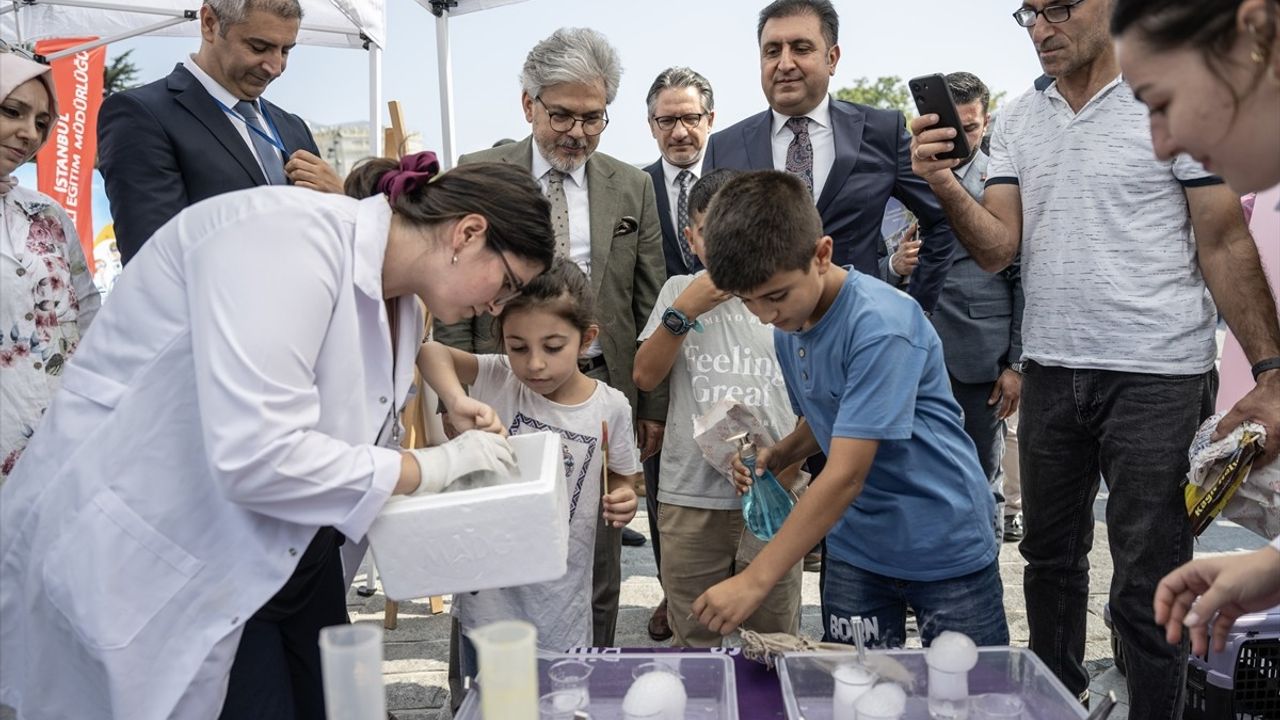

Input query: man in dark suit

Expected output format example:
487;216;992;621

98;0;342;264
435;27;667;649
704;0;956;313
636;66;717;642
643;67;715;279
925;72;1023;542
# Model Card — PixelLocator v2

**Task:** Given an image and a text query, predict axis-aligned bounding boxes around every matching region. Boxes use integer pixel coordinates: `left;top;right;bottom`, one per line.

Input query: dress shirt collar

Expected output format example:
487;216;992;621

771;94;832;138
661;157;703;188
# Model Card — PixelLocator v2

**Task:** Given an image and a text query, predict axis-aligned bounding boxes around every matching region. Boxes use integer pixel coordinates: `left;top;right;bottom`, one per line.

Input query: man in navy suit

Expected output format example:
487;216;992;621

99;0;342;265
704;0;956;313
925;72;1023;542
643;67;715;279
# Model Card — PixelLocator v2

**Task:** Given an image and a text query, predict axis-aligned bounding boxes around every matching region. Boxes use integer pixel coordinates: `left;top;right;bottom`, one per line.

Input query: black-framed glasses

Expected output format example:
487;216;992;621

1012;0;1086;27
652;113;707;132
491;249;526;306
536;97;609;136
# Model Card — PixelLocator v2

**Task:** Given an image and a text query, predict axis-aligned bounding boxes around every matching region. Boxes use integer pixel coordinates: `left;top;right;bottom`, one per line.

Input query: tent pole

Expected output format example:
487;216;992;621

434;6;456;170
369;42;382;159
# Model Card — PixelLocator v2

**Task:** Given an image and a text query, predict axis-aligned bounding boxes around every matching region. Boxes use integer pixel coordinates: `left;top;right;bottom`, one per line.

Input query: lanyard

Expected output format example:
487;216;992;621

213;98;288;154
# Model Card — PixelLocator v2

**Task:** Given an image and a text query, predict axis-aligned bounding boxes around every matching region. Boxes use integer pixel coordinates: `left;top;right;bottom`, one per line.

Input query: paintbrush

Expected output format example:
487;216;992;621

601;420;610;524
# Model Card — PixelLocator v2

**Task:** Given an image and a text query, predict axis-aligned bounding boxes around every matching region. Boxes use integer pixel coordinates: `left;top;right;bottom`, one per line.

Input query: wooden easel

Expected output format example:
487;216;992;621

382;101;447;630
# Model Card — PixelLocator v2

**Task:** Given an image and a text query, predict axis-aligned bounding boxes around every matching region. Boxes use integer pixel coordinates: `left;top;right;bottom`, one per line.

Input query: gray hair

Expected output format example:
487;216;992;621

204;0;303;29
645;67;714;118
520;28;622;105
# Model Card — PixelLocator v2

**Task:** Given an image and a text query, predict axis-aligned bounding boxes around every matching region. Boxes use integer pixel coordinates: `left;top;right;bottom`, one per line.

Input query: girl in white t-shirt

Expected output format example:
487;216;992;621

418;258;641;667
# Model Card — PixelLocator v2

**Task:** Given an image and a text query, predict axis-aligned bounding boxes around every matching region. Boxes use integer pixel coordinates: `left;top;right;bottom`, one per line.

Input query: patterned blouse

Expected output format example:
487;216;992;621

0;182;101;481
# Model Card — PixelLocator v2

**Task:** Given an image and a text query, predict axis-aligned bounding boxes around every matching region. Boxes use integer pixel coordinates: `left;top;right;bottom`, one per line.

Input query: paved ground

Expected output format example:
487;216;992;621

351;490;1268;719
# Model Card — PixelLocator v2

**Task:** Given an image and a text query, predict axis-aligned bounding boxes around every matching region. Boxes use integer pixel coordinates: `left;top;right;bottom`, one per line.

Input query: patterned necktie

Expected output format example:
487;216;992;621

785;116;814;196
234;100;288;185
544;169;571;259
675;169;698;272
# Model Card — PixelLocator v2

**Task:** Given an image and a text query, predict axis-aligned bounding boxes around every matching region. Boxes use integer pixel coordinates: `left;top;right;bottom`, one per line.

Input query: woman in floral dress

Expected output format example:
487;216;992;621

0;50;101;482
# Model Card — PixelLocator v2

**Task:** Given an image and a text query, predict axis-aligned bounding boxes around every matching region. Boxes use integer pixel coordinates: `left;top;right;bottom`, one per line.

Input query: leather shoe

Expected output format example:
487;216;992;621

1003;513;1024;542
648;598;672;641
621;527;647;546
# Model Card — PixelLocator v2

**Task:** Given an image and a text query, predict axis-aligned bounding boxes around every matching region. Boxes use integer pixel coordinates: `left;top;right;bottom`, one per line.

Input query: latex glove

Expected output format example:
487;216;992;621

407;430;518;496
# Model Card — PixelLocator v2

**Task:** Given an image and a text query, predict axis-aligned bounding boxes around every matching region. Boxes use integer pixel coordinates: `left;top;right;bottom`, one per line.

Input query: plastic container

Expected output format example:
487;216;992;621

777;648;1087;719
366;431;568;600
455;652;739;719
1182;603;1280;720
470;620;539;720
318;622;386;720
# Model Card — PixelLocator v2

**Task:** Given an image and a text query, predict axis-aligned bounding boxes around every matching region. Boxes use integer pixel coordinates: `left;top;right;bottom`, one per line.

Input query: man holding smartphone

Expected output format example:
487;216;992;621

909;0;1280;717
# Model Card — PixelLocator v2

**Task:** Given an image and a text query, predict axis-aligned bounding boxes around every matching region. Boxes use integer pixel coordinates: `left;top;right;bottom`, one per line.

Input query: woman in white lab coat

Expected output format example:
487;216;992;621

0;152;554;720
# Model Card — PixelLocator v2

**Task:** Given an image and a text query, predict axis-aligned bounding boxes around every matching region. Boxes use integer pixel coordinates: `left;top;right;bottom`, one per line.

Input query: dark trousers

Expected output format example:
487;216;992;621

1019;361;1215;719
950;375;1007;540
644;452;663;583
219;528;349;720
583;359;622;646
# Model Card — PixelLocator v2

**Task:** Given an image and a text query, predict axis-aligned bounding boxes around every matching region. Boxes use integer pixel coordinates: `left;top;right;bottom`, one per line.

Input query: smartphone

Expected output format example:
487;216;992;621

909;73;971;161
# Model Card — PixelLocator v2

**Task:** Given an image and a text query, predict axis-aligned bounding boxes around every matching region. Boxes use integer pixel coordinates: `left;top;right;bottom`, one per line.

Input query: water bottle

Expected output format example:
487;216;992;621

730;432;795;540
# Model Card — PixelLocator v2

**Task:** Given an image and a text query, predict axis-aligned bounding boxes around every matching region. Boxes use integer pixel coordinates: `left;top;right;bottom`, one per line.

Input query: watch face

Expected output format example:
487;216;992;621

662;308;688;335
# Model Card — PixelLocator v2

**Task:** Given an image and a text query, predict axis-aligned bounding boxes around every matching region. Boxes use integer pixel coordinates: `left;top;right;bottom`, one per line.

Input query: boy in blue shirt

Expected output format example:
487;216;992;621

690;171;1007;648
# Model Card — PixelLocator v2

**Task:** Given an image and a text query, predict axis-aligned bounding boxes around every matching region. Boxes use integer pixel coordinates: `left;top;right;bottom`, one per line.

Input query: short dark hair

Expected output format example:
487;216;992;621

945;71;990;113
346;157;555;272
494;257;596;340
702;171;821;294
757;0;839;48
688;169;740;217
1111;0;1277;108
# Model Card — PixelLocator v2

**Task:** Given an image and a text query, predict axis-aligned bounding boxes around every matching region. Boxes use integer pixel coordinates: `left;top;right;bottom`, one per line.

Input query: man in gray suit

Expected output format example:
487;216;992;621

435;27;667;648
926;72;1023;541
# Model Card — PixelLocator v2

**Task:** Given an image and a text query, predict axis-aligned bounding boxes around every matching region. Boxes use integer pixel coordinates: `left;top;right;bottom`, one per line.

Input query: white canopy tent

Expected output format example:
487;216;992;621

0;0;387;154
416;0;527;168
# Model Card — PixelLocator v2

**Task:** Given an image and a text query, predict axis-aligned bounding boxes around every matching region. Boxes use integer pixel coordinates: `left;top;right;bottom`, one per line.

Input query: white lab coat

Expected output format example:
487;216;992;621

0;188;422;719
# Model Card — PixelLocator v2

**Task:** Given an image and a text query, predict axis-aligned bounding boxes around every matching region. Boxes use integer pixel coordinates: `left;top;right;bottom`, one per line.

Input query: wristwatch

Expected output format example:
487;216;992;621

661;307;698;336
1008;361;1025;374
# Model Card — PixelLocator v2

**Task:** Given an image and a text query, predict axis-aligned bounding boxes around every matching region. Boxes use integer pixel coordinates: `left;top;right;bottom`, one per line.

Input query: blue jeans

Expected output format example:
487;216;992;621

821;554;1008;648
1019;361;1215;719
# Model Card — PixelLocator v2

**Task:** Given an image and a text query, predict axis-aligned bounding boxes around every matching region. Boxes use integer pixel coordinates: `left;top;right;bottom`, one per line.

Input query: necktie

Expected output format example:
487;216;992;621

545;169;571;258
235;100;288;186
675;169;698;272
785;116;814;196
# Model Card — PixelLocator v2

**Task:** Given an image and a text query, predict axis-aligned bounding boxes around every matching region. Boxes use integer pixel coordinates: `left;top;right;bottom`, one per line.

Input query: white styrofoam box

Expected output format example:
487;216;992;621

366;431;569;601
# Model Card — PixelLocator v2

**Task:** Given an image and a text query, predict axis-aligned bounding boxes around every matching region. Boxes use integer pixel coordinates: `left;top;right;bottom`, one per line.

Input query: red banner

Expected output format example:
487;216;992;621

34;37;105;272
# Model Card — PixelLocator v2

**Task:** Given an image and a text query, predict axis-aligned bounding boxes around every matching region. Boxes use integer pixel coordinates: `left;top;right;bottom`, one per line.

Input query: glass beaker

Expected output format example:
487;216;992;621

971;693;1025;719
538;689;587;720
319;622;386;720
547;659;593;709
468;620;538;720
831;663;876;720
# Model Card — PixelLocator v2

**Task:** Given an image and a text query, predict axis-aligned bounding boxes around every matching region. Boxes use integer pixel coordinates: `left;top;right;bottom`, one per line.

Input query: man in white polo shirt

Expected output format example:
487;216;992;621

908;0;1280;717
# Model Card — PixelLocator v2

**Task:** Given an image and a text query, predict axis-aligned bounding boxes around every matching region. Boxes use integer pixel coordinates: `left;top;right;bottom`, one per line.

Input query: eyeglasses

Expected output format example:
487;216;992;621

1012;0;1086;27
651;113;707;132
536;97;609;136
491;248;526;306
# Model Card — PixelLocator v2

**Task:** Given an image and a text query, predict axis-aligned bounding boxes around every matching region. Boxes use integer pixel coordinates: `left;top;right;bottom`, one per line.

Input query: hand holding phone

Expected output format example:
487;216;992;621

909;74;971;161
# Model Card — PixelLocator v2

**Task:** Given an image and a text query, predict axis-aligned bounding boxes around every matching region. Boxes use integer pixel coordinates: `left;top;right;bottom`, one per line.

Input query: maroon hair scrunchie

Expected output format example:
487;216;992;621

377;151;441;201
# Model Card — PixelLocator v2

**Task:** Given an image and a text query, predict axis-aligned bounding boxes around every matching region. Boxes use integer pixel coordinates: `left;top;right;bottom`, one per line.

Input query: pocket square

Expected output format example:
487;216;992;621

612;216;638;237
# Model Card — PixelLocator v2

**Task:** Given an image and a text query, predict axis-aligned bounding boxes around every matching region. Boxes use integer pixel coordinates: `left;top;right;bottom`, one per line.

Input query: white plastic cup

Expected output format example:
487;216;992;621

319;622;386;720
468;620;538;720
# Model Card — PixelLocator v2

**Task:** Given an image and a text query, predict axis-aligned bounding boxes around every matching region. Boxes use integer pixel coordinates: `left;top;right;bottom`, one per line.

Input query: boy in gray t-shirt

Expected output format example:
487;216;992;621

634;170;802;646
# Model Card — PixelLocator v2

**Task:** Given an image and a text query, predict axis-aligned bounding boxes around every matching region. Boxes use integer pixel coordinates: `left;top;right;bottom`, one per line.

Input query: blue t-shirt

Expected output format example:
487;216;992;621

775;271;997;582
